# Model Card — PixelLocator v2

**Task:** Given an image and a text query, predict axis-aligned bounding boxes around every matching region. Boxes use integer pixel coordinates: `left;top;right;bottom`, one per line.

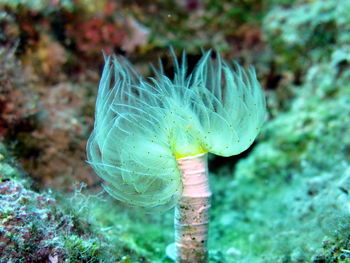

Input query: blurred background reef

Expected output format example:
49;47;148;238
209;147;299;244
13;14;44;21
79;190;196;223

1;0;350;262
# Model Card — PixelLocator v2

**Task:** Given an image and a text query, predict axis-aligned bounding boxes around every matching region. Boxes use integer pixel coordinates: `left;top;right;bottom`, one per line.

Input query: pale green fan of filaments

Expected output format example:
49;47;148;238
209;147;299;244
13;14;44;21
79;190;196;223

87;56;182;210
87;52;266;211
188;53;266;156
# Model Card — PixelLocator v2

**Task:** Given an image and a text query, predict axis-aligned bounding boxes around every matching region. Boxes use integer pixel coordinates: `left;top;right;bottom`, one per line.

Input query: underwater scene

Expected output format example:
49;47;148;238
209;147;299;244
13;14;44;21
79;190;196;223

1;0;350;262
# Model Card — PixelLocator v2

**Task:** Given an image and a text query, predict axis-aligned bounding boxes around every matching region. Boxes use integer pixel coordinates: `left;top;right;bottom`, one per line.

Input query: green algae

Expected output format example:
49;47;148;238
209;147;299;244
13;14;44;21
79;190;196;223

0;145;148;263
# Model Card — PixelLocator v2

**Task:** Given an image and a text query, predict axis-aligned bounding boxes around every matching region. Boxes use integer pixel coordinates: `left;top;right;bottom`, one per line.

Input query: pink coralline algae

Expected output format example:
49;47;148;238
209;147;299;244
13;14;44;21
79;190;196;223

68;17;126;56
0;179;72;262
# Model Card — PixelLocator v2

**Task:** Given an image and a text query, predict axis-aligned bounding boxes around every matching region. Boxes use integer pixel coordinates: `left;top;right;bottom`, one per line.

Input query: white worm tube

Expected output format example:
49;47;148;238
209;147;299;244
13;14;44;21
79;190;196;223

175;153;211;263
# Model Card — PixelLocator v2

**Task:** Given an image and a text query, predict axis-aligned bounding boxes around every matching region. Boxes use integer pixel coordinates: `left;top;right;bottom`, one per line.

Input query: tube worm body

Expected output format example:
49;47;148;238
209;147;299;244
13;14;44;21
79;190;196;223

87;51;267;262
175;153;211;263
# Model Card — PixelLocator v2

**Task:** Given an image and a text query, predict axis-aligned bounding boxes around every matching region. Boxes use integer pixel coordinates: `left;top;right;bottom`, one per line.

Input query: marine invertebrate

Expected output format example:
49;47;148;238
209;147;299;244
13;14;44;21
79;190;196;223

87;51;266;262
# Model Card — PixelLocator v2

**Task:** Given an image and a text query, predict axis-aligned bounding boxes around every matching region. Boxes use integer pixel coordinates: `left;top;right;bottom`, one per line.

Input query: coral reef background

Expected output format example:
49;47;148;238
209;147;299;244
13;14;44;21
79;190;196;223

1;0;350;262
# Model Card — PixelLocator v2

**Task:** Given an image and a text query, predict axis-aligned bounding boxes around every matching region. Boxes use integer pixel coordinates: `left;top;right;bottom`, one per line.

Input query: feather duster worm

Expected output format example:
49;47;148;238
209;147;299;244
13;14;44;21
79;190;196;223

87;51;266;262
